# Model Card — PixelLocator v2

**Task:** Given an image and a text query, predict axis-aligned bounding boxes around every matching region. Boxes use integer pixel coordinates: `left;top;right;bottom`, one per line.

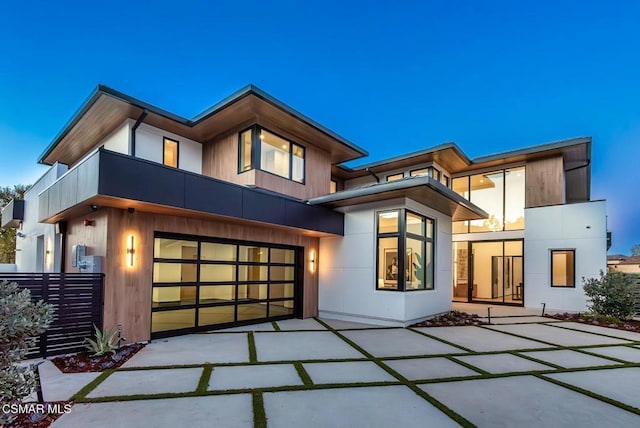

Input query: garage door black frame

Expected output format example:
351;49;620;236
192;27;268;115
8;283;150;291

151;232;303;339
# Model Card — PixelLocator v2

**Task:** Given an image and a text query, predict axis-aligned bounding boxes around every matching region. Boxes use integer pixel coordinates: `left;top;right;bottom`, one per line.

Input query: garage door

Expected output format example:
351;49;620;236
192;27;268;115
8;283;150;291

151;233;301;338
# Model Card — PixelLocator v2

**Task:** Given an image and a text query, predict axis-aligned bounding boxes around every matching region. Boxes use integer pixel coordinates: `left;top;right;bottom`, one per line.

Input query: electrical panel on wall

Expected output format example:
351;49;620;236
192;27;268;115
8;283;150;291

71;245;86;267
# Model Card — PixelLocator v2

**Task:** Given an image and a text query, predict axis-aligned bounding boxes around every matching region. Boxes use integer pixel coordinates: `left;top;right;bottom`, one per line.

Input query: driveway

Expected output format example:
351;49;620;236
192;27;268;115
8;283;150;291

43;316;640;427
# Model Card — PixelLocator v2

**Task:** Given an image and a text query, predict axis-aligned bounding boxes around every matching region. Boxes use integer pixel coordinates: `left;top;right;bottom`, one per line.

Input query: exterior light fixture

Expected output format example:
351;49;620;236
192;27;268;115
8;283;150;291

126;235;135;267
309;250;316;273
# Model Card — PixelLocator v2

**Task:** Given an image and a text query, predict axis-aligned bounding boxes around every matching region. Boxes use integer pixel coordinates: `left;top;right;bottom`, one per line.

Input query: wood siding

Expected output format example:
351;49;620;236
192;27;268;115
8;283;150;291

202;124;332;199
66;207;319;343
525;156;565;208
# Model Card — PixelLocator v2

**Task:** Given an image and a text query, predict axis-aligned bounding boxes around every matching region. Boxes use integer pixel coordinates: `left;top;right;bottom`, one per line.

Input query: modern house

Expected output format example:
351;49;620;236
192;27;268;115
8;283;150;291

1;85;607;342
607;255;640;274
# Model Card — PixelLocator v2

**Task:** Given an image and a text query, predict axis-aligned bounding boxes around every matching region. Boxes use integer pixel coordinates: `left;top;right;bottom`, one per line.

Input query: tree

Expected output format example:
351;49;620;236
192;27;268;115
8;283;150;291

0;184;30;264
632;244;640;256
583;271;637;320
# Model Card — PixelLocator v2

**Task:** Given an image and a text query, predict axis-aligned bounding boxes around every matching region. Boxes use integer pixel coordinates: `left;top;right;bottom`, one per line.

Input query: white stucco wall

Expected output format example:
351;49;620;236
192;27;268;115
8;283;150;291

524;200;607;312
135;123;202;174
102;120;131;154
15;163;68;272
318;197;452;326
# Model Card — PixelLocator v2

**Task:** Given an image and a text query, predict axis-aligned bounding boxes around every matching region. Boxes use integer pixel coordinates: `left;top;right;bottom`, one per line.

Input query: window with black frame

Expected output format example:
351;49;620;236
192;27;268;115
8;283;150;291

238;126;305;183
376;209;434;291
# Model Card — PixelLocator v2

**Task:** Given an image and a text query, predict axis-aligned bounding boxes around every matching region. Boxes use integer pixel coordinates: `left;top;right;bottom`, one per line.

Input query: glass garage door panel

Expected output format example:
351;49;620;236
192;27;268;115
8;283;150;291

152;235;299;336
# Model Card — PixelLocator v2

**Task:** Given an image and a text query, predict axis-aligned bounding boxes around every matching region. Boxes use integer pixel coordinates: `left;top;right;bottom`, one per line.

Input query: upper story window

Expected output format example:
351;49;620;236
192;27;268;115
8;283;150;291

376;209;434;291
410;167;450;187
330;180;337;194
163;137;179;168
238;126;305;183
387;173;404;182
452;166;525;233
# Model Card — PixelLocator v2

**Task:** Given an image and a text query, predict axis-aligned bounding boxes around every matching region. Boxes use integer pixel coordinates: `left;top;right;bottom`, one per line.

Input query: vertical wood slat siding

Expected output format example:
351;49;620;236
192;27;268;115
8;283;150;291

0;273;104;358
525;156;565;208
202;126;332;200
63;208;319;344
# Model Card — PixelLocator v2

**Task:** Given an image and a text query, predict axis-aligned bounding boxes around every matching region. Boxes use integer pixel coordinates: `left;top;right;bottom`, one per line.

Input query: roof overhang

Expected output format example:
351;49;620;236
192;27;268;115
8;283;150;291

308;176;488;221
39;85;368;166
334;143;470;180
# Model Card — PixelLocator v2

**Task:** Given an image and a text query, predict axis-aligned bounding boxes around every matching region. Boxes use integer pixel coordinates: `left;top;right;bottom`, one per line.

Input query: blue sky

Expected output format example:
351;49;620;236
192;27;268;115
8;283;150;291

1;0;639;254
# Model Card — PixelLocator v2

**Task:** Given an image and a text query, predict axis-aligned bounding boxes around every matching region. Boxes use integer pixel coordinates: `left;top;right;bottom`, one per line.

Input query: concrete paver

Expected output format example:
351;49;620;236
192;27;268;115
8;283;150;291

38;360;101;401
488;316;558;324
263;385;459;428
87;368;203;398
421;375;640;426
319;318;383;330
383;357;479;380
212;322;275;332
486;323;631;346
208;364;302;390
582;345;640;363
122;333;250;367
275;318;327;330
414;326;550;352
546;367;640;408
454;353;554;374
520;349;622;369
550;322;640;341
52;394;253;428
303;361;396;384
341;329;463;357
254;331;363;361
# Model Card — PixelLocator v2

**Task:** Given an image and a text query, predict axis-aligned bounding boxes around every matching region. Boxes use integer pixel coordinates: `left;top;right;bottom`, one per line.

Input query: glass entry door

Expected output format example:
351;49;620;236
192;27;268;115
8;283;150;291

454;240;523;305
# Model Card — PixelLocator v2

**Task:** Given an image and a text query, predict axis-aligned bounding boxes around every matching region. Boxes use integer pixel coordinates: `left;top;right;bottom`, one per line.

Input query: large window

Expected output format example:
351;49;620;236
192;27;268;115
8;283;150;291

551;249;575;287
163;137;179;168
452;166;525;233
238;126;305;183
151;234;299;336
376;209;434;291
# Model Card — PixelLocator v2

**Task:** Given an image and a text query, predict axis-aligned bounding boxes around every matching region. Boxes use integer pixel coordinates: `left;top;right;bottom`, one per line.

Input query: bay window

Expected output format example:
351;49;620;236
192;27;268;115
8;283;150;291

238;126;305;183
376;209;434;291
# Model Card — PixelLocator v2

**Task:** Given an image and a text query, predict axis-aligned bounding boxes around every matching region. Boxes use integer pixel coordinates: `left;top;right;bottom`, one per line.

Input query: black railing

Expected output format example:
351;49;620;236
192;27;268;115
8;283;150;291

0;273;104;358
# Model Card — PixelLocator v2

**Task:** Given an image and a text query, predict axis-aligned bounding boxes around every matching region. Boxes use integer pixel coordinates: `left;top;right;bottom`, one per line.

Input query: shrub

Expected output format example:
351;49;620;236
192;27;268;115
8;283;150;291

583;271;637;320
0;281;53;424
84;325;119;356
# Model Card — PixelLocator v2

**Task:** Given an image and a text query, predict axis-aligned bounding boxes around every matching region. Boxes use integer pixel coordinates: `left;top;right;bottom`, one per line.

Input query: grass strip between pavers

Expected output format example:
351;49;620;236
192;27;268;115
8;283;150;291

444;355;490;375
197;365;213;393
253;392;267;428
507;351;564;370
271;321;281;331
407;327;475;353
313;317;475;428
70;369;114;401
293;361;314;386
544;322;640;342
535;373;640;415
248;331;258;363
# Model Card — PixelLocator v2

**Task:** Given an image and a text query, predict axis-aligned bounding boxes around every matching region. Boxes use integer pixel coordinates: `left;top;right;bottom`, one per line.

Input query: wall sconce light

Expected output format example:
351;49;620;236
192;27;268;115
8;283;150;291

309;250;316;273
126;235;135;267
83;219;94;227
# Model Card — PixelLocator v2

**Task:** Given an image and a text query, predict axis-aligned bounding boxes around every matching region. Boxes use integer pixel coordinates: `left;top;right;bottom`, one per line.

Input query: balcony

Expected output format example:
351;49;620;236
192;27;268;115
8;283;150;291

38;149;344;236
1;199;25;228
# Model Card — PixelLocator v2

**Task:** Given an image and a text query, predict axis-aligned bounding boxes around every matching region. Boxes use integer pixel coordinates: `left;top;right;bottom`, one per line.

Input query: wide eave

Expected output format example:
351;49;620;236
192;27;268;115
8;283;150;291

308;176;488;222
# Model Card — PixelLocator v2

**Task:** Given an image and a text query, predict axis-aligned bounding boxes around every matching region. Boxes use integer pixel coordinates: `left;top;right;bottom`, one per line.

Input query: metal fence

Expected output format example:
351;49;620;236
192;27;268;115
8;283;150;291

0;273;104;358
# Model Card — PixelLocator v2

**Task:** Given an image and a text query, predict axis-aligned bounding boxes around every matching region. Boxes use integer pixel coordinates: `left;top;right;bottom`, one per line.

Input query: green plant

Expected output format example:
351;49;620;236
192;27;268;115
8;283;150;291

583;271;637;320
412;252;424;283
0;281;53;424
84;325;119;356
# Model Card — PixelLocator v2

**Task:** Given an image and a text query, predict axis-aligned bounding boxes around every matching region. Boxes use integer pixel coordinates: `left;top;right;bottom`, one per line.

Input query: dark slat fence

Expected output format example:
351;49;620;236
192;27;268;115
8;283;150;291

0;273;104;358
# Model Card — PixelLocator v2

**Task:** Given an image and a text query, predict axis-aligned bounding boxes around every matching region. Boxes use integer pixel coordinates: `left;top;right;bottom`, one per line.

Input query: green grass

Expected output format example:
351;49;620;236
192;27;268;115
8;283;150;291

252;392;267;428
248;331;257;363
293;361;313;386
197;365;213;393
